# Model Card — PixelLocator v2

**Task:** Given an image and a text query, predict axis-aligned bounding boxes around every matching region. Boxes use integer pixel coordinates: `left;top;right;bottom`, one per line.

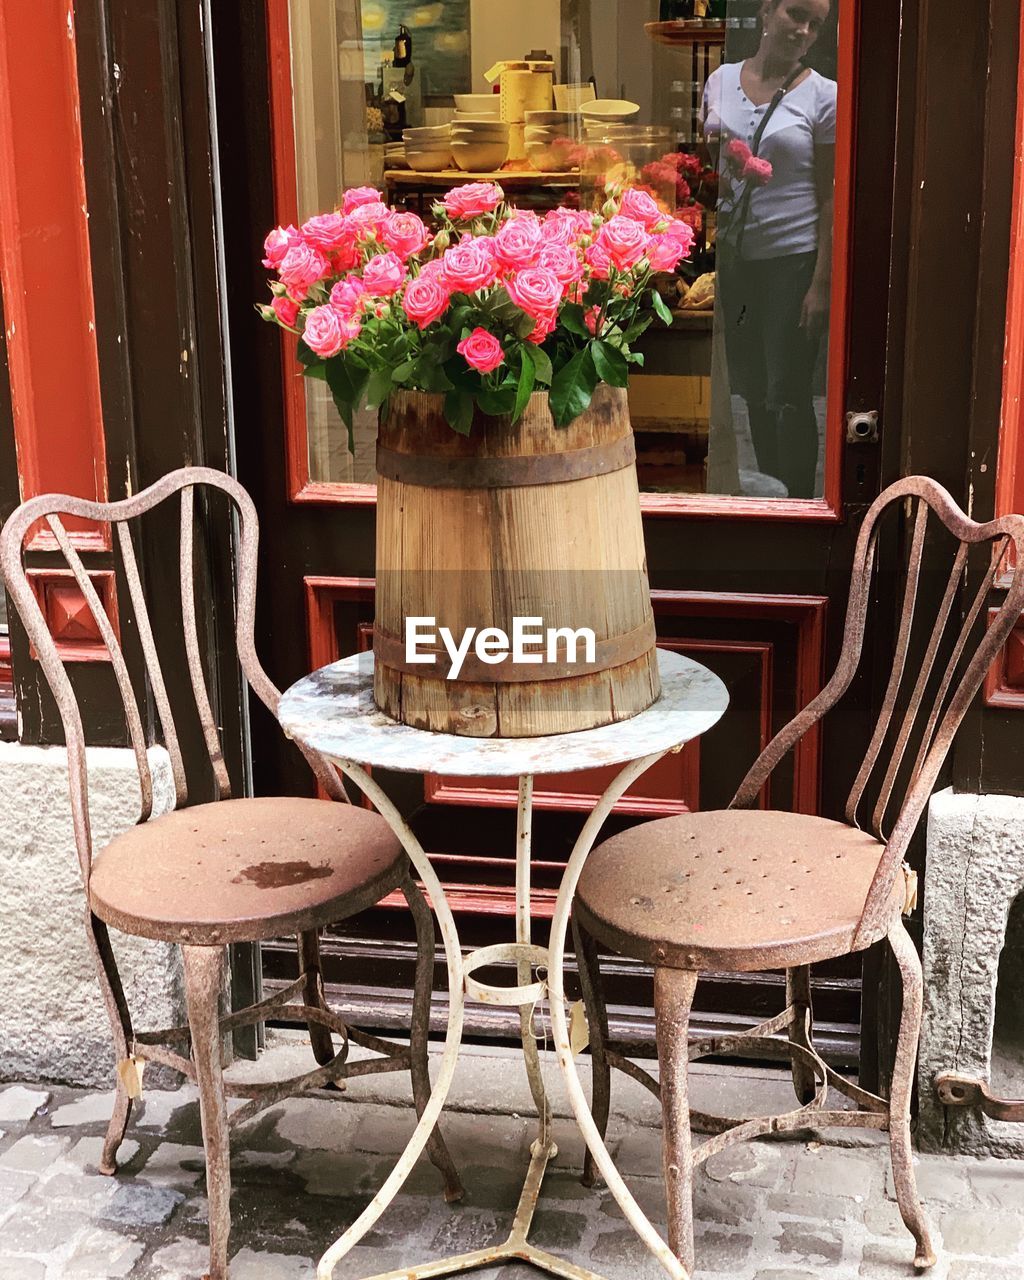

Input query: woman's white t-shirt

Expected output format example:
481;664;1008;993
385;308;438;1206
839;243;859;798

701;63;837;260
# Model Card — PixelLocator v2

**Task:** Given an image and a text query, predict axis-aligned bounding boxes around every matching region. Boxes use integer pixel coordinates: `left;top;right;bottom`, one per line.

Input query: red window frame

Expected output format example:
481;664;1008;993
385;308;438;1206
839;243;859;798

265;0;857;522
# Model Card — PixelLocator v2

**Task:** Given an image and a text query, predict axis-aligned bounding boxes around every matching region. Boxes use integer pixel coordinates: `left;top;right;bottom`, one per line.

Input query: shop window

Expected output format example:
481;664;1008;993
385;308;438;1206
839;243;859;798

267;0;848;508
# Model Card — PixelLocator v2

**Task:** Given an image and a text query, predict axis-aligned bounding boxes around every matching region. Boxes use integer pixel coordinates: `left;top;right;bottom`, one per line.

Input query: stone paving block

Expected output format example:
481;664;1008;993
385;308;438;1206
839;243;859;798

859;1239;941;1278
526;1208;589;1253
966;1159;1024;1210
767;1190;865;1224
692;1226;755;1272
138;1142;206;1187
0;1167;38;1216
49;1092;117;1128
948;1262;1024;1280
429;1208;502;1253
0;1133;69;1172
704;1141;784;1189
58;1135;140;1173
693;1177;762;1230
884;1157;972;1207
351;1107;423;1159
228;1247;316;1279
589;1226;670;1279
862;1200;911;1239
611;1126;663;1178
146;1236;210;1279
272;1099;359;1151
434;1111;532;1165
0;1202;90;1254
101;1180;184;1226
36;1170;118;1211
937;1209;1024;1256
135;1087;199;1132
790;1146;882;1200
292;1147;379;1198
0;1258;46;1279
0;1086;50;1123
753;1271;826;1280
776;1220;845;1265
63;1226;146;1277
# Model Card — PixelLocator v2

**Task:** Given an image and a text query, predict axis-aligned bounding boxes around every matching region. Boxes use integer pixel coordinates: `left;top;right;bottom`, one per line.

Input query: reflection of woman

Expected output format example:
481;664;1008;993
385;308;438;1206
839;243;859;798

702;0;835;498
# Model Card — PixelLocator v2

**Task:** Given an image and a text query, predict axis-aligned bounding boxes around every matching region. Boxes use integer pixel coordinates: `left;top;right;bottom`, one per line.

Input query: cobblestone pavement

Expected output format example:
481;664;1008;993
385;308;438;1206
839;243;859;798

0;1039;1022;1280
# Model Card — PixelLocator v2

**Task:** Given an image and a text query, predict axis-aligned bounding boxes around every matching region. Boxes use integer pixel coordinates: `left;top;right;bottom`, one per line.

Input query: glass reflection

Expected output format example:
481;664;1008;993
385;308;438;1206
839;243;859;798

284;0;839;498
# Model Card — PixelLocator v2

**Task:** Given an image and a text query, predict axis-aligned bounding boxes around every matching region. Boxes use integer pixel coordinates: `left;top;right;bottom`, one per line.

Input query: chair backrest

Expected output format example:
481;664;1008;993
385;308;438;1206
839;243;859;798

0;467;346;883
729;475;1024;944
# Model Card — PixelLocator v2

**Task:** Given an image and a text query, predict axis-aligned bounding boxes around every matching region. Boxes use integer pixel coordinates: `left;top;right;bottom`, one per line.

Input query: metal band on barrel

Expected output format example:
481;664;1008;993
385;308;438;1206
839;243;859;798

372;617;657;683
375;434;637;489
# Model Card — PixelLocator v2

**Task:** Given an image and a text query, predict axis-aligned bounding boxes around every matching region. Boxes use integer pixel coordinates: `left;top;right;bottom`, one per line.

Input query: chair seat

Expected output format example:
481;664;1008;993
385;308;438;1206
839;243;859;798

89;797;406;945
575;810;905;972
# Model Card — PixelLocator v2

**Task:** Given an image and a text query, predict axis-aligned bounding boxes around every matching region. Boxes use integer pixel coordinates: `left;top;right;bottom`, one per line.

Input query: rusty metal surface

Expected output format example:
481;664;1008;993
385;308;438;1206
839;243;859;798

934;1072;1024;1123
575;810;903;972
279;648;728;778
375;434;636;489
372;618;657;683
88;796;405;944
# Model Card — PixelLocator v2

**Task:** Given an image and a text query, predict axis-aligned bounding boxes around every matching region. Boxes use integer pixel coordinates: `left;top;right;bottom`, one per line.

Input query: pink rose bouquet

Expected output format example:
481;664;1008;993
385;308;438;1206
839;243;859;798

259;180;693;433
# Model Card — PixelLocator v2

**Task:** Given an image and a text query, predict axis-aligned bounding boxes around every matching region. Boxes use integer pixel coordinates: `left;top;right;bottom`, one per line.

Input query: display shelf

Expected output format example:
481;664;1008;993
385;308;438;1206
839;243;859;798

645;20;727;46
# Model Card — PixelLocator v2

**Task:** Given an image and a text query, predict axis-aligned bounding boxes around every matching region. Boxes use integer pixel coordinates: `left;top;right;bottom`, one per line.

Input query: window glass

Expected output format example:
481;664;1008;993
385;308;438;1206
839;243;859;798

284;0;840;499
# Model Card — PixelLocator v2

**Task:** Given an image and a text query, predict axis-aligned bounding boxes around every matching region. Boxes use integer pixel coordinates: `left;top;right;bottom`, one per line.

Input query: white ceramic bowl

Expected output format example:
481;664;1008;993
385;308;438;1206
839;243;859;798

451;139;509;172
454;93;500;112
451;122;511;138
403;125;451;141
453;112;502;124
580;99;641;122
524;110;577;126
405;147;453;172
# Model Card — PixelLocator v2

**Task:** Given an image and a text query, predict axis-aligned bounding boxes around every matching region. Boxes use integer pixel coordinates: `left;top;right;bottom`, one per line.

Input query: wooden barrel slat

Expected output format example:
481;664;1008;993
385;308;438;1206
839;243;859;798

374;386;660;737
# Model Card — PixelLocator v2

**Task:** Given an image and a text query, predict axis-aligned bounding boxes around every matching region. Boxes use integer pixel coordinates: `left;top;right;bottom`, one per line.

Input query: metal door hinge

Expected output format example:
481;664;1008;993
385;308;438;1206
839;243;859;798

934;1072;1024;1123
846;410;879;444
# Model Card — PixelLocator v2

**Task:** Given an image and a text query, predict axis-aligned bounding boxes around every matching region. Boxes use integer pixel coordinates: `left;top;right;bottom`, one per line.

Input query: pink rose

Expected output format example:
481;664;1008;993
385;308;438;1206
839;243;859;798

727;139;752;166
342;185;383;213
329;277;366;317
441;237;497;293
675;178;692;205
402;273;450;329
457;327;505;374
641;161;680;194
526;312;557;345
271;295;300;326
417;258;446;283
347;201;390;235
330;238;361;273
595;216;649;272
742;156;773;185
646;220;695;272
584;240;613;280
443;182;504;219
537;243;584;289
303;304;359;357
619;187;664;231
505;266;563;320
263;224;299;268
381;210;429;260
678;205;704;231
541;208;595;246
362;251;407;296
492;216;543;271
300;212;350;251
278;242;330;290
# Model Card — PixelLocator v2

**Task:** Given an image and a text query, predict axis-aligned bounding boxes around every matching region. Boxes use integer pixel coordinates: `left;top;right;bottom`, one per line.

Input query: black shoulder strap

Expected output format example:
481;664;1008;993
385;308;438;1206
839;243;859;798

750;64;806;156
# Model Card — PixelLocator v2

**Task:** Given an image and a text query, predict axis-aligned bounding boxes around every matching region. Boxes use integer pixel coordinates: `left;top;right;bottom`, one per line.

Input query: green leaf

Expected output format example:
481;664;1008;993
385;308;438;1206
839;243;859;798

590;339;630;388
549;348;599;427
302;363;328;381
477;383;517;416
627;350;645;368
392;360;416;382
650;288;675;327
512;346;536;423
622;314;654;343
530;345;553;386
560;303;591;338
365;368;393;410
444;389;475;436
295;339;320;368
323;355;369;451
412;357;455;393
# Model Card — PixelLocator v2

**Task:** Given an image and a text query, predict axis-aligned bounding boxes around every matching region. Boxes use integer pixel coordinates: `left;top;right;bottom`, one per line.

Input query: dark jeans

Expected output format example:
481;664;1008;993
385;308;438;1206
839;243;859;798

717;245;823;498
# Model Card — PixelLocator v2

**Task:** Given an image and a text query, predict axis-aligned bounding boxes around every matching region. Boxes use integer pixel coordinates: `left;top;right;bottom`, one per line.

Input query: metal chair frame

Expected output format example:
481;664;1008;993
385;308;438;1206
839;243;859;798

0;467;462;1279
572;475;1024;1278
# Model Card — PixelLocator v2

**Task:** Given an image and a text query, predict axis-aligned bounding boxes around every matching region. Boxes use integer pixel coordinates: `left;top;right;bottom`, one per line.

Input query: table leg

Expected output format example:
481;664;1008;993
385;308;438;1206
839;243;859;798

515;775;551;1137
547;752;693;1280
316;762;466;1280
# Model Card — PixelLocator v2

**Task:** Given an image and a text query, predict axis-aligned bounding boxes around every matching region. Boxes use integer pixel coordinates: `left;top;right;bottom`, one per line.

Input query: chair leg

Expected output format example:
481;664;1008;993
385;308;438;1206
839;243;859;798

572;915;612;1189
89;916;135;1175
786;965;816;1105
402;875;464;1203
887;919;937;1271
183;945;232;1280
654;967;699;1274
297;929;335;1067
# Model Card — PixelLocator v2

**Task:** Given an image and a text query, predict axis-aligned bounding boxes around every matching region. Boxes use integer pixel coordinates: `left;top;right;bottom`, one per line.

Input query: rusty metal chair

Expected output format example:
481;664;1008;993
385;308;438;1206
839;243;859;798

0;467;462;1280
571;476;1024;1277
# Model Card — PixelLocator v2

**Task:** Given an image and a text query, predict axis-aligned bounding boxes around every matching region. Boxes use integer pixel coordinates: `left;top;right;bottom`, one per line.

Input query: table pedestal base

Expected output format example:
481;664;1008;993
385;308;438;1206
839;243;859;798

357;1138;610;1280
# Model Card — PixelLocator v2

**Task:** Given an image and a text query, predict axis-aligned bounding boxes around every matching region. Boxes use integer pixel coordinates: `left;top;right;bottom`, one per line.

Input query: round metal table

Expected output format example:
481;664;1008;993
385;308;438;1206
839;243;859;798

279;648;729;1280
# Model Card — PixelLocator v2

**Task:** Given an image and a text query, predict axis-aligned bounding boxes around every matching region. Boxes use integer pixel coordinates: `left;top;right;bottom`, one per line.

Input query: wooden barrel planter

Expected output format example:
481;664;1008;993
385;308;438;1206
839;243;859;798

373;385;661;737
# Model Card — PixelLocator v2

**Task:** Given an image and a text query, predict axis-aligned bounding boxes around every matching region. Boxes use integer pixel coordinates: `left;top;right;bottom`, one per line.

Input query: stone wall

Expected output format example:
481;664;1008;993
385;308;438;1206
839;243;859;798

918;787;1024;1157
0;742;185;1087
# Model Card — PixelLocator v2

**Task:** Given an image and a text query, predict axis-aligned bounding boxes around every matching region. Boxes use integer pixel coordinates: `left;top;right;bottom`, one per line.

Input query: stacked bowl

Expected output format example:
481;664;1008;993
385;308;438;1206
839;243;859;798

403;124;452;173
451;117;509;172
524;110;580;173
